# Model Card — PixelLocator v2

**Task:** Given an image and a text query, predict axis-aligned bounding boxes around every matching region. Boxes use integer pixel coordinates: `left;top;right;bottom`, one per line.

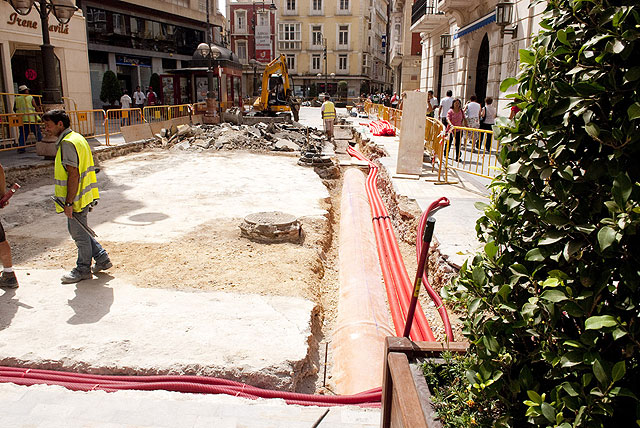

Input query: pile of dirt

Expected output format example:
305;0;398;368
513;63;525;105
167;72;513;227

162;122;328;153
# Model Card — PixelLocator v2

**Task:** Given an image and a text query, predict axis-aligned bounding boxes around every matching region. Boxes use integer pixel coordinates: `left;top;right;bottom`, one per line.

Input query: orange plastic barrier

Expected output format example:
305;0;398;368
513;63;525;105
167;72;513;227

0;112;43;152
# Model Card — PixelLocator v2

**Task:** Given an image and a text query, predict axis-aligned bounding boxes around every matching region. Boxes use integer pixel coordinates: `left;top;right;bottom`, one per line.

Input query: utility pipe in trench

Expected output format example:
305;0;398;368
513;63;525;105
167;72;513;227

333;168;396;395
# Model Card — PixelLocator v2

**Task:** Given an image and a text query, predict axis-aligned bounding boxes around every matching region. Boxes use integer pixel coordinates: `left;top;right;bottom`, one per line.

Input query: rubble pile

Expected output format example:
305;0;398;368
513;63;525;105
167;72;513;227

163;122;328;154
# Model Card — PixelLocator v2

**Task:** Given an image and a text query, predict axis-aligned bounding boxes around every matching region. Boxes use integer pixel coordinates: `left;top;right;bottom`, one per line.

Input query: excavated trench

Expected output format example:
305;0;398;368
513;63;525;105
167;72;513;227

0;120;461;396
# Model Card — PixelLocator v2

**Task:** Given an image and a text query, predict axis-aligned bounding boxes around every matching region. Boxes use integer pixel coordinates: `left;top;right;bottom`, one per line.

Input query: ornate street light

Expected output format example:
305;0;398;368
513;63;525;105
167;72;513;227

8;0;78;105
496;1;518;38
440;34;454;58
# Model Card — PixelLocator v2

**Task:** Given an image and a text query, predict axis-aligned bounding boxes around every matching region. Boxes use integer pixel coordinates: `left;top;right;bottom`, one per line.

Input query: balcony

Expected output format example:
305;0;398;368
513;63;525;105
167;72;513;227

410;0;448;33
390;41;403;66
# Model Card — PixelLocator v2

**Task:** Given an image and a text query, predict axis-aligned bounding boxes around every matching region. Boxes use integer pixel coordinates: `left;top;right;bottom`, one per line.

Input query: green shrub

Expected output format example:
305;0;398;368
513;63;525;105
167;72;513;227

448;0;640;426
99;70;121;105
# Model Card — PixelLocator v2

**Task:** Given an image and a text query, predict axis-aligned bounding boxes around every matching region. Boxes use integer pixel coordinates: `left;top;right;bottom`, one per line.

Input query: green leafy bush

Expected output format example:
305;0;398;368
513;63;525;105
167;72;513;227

99;70;121;105
421;351;499;427
448;0;640;426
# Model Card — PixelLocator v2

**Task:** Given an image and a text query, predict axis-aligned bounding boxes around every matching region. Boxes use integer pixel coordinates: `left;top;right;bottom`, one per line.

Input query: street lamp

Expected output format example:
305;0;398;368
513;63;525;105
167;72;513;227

250;59;258;96
323;37;328;97
8;0;78;105
197;0;221;123
496;1;518;38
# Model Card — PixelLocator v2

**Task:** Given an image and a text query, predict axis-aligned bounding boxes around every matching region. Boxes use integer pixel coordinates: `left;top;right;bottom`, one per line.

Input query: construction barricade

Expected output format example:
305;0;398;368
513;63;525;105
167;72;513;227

443;125;500;179
105;108;145;145
69;109;107;139
0;111;44;152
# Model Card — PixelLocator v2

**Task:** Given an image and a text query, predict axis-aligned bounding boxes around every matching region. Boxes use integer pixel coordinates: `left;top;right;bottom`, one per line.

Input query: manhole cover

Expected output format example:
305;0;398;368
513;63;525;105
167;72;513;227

240;211;301;243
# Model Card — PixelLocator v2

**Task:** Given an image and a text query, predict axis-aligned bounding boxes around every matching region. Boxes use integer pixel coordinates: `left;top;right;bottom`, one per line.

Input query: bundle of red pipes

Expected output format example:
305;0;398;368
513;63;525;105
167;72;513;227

367;120;395;136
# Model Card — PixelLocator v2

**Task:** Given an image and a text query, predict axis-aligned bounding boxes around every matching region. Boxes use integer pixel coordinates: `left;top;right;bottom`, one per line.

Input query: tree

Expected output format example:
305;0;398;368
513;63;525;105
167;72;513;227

448;1;640;426
99;70;121;105
338;80;348;99
309;83;318;98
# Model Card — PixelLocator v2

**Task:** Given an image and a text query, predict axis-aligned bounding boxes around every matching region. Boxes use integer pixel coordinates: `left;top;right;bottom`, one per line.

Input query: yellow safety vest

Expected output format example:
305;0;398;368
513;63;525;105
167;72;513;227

14;95;40;123
54;131;99;213
322;102;336;119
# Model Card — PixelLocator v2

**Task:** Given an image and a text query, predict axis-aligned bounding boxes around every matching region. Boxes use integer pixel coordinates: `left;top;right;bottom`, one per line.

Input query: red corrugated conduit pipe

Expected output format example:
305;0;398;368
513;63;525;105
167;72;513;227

347;145;436;341
0;367;381;407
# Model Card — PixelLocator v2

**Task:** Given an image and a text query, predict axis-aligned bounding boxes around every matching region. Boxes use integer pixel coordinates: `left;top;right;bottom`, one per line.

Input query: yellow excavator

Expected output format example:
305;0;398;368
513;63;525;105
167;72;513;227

252;54;300;121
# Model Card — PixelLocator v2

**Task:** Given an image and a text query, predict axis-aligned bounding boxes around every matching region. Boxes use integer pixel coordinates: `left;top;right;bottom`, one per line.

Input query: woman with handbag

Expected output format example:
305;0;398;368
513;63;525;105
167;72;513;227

480;97;497;152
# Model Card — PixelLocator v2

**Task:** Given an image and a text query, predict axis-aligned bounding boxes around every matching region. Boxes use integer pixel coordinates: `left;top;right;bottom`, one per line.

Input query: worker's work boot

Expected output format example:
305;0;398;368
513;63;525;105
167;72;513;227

92;259;113;274
61;268;92;284
0;271;18;289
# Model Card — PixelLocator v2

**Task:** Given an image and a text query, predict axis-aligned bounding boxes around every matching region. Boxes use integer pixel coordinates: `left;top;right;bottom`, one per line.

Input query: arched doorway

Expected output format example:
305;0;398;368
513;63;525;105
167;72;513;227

475;34;489;105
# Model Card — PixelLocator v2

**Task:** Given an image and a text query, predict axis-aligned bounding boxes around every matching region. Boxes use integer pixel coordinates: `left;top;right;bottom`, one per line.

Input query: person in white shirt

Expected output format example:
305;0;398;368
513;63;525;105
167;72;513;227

427;90;438;117
438;90;454;126
464;95;482;146
480;96;497;151
133;86;146;109
120;89;132;126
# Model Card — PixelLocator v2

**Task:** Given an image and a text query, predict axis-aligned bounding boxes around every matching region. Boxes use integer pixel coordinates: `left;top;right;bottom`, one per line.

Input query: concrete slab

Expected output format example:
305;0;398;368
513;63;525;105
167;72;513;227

0;383;381;428
121;123;154;143
0;269;317;391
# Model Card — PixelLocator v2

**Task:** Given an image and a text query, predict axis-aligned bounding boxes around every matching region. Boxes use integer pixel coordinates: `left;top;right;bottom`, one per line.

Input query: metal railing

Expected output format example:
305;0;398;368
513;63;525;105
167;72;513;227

104;108;145;145
410;0;443;26
0;112;43;152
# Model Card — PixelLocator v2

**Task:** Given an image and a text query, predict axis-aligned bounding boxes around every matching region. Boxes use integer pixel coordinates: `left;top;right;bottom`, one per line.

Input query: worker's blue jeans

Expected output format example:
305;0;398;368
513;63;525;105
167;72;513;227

67;208;108;273
18;124;42;148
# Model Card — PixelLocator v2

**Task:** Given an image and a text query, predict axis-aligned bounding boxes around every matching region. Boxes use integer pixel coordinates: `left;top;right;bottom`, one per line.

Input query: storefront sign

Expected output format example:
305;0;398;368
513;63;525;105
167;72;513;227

25;69;37;81
116;55;151;67
6;13;70;34
255;22;272;63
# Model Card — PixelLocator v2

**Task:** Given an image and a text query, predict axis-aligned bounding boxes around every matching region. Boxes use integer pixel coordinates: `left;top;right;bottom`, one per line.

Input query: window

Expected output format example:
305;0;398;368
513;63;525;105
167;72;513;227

311;25;323;48
338;0;349;12
278;23;301;50
311;54;321;71
338;25;349;48
235;10;247;33
286;54;296;71
236;40;248;63
112;13;125;35
257;11;268;26
311;0;322;14
338;54;348;71
285;0;296;12
87;8;106;33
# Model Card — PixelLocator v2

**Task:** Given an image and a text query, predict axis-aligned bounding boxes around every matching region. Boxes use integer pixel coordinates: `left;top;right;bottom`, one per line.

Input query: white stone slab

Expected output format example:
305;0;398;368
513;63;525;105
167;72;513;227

396;92;428;175
0;269;317;391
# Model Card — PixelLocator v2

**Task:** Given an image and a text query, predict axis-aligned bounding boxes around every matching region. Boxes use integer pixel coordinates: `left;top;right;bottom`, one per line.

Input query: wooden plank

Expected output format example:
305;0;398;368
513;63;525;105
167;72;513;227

385;337;468;357
388;352;429;428
380;336;394;428
411;363;443;428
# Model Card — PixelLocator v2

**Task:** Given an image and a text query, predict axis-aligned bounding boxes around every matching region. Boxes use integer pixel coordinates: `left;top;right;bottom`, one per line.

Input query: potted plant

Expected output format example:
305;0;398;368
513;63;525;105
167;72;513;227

100;70;122;110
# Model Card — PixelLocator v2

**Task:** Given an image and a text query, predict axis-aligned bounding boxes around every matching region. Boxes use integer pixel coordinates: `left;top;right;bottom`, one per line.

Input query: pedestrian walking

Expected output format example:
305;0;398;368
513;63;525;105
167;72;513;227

42;110;112;284
464;95;482;146
480;97;497;152
321;94;336;140
146;86;158;106
13;85;42;154
439;90;454;126
390;92;399;109
133;86;146;109
0;164;18;289
446;99;467;162
427;90;438;118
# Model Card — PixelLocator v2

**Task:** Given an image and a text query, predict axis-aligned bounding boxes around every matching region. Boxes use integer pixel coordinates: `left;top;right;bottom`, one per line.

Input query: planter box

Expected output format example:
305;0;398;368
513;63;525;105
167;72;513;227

380;337;468;428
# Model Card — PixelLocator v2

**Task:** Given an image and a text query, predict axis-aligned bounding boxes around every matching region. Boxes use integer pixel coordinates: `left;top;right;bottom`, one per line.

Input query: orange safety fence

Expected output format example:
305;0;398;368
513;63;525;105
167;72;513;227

443;125;500;180
62;97;78;112
0;92;43;117
167;104;192;120
0;112;44;152
69;110;107;139
105;108;145;145
359;102;497;182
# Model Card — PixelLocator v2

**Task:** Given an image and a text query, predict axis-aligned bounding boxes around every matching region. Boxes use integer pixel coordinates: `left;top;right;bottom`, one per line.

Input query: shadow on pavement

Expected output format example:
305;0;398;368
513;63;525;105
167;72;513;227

0;288;33;331
66;273;115;325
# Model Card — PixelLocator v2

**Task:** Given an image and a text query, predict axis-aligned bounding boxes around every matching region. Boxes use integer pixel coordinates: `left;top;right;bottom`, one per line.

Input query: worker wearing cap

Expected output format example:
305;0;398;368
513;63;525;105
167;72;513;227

13;85;42;153
321;94;336;140
42;109;112;284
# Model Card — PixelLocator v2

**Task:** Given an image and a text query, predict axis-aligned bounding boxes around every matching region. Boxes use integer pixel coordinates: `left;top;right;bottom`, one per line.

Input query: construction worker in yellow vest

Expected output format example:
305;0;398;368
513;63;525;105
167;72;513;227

320;94;336;140
42;110;112;284
13;85;42;153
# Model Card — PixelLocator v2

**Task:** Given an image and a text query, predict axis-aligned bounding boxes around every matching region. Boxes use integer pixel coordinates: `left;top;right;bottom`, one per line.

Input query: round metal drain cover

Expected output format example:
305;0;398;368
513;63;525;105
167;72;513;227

240;211;301;243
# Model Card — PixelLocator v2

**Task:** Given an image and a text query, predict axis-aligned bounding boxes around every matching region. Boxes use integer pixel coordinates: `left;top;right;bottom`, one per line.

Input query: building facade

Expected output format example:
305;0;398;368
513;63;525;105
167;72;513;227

411;0;544;114
79;0;226;108
227;0;278;98
1;2;92;110
276;0;392;100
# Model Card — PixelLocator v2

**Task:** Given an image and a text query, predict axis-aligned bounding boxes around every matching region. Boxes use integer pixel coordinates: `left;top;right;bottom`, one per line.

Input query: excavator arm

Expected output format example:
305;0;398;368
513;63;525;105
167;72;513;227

253;54;298;120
